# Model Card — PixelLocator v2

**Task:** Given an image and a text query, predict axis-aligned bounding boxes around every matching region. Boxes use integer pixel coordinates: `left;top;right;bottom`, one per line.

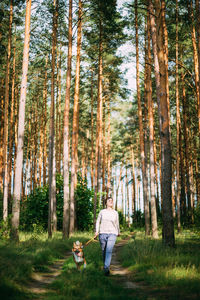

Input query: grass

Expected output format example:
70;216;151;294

1;229;200;300
119;230;200;299
46;233;139;300
0;231;97;299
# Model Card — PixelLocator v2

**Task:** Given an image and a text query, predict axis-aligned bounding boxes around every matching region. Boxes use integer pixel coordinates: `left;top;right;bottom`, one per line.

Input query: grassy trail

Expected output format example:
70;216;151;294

1;230;200;299
28;234;168;300
29;234;148;300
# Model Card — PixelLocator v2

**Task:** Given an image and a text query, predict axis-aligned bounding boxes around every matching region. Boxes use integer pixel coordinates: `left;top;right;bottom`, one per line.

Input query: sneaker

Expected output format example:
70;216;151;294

104;268;110;276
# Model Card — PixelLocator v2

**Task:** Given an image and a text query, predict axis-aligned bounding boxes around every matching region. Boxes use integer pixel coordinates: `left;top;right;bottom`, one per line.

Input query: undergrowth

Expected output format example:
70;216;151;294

119;230;200;299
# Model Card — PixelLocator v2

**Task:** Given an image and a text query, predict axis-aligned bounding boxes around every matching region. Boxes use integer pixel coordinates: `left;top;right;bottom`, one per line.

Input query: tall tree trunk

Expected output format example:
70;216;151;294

146;10;158;238
48;0;58;238
33;95;39;190
161;0;170;133
0;79;4;189
125;165;130;227
24;110;31;195
81;137;86;179
93;16;103;229
3;0;13;220
8;38;16;201
153;138;160;214
90;70;94;189
106;97;111;198
181;69;193;220
135;0;150;235
13;84;19;183
190;0;200;134
149;0;163;211
56;48;62;174
176;0;181;232
150;0;175;246
115;164;123;211
195;0;200;133
131;147;135;216
179;130;186;218
43;57;48;186
102;96;106;205
38;96;43;187
11;0;32;241
70;0;82;234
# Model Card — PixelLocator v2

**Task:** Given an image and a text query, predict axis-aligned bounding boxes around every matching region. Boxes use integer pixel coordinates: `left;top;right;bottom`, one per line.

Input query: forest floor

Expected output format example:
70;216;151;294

25;234;196;300
26;234;156;300
1;230;200;300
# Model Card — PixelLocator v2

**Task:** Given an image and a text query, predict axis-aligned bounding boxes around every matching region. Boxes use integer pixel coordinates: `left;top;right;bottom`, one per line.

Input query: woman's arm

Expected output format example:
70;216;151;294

94;210;102;237
116;212;120;236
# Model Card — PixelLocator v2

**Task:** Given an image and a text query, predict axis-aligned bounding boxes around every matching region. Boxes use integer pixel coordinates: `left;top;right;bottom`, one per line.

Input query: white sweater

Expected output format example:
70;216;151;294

96;209;120;235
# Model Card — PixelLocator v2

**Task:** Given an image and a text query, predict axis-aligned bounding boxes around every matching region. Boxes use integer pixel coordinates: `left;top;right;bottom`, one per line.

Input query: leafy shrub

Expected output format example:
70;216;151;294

21;174;94;232
0;218;11;240
194;202;200;230
131;210;145;228
118;210;126;227
75;177;94;231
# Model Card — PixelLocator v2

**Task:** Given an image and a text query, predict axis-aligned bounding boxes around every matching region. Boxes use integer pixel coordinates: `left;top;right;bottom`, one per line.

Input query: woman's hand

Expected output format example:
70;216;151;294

94;232;99;239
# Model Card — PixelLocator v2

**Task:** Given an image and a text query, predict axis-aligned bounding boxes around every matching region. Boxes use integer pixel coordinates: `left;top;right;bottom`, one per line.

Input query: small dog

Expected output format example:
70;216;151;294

72;241;86;270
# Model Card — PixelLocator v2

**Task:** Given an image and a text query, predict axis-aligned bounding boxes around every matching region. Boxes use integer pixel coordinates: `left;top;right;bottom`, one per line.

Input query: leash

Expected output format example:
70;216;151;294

84;235;98;246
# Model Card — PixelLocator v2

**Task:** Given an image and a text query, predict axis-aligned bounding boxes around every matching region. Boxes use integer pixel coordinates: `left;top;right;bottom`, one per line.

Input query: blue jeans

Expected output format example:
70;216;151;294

99;233;117;270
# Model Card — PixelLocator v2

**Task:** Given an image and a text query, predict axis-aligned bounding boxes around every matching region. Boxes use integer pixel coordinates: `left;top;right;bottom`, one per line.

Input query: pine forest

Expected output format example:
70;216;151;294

0;1;200;299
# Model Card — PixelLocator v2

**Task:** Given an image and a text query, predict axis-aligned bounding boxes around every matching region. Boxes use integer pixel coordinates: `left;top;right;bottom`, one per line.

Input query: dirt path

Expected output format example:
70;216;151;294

25;236;156;299
26;253;71;296
111;238;146;289
110;237;172;300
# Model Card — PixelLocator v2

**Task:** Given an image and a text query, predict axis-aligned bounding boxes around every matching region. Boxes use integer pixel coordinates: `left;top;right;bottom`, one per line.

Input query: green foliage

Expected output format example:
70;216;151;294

75;177;94;231
0;218;11;240
118;210;126;227
20;174;93;232
20;185;49;231
0;190;2;219
131;210;145;228
194;203;200;230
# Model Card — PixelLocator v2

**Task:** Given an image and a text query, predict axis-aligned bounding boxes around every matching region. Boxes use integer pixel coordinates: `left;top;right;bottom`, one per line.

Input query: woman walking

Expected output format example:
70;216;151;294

94;197;120;275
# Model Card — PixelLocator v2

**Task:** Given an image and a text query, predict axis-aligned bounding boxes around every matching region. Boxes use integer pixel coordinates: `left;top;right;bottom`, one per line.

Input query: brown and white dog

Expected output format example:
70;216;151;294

72;241;87;270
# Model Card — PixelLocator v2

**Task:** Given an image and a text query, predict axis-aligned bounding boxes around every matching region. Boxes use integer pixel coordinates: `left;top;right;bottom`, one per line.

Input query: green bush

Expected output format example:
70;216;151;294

194;202;200;230
131;210;145;228
75;177;94;231
20;174;94;232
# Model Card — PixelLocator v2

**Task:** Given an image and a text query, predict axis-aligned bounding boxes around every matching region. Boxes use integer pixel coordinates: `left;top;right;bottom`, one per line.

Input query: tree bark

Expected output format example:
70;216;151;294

150;0;175;246
135;0;150;235
131;147;135;216
106;97;111;198
90;70;94;189
190;0;200;134
0;79;4;189
195;0;200;133
56;48;62;174
115;164;123;211
146;10;158;238
11;0;32;241
48;0;58;238
70;0;82;234
3;0;13;221
8;37;16;201
93;16;103;230
176;0;181;232
181;69;193;220
102;96;106;205
43;57;48;186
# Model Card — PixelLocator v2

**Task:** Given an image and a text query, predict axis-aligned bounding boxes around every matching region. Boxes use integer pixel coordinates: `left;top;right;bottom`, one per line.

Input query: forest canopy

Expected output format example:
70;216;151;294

0;0;199;247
